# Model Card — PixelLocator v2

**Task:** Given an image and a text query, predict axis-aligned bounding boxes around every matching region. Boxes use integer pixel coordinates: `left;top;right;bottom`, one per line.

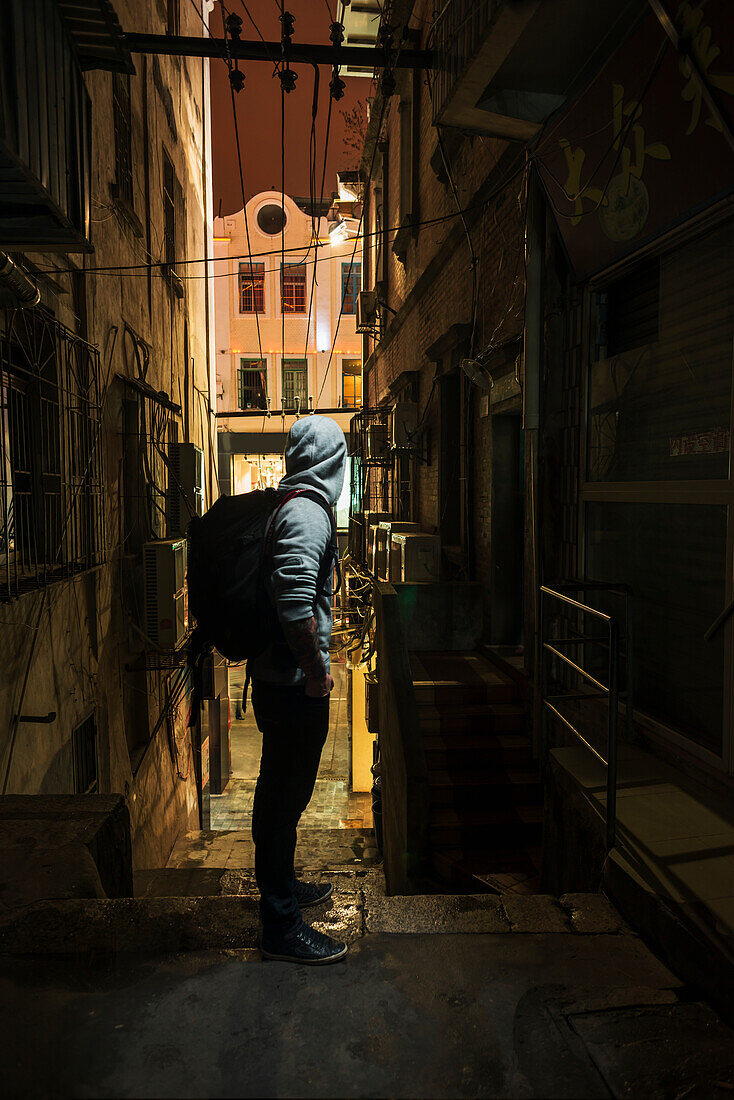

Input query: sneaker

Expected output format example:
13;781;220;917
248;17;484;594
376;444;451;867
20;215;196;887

261;921;348;965
294;879;334;908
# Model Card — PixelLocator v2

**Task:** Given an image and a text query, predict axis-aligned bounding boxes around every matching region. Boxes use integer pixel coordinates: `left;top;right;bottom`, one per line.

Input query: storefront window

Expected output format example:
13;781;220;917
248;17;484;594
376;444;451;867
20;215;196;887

587;220;734;483
585;501;726;755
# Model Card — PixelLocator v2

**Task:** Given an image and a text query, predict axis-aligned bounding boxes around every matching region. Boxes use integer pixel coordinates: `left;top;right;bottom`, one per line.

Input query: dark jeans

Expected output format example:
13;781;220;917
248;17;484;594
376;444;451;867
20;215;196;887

251;679;329;934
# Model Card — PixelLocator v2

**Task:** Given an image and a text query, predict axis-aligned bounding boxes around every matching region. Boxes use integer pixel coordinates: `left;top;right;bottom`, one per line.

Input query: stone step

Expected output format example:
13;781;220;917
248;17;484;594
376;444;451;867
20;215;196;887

429;804;543;849
417;702;526;734
410;652;519;707
423;732;533;770
426;768;541;808
0;883;629;956
432;847;543;893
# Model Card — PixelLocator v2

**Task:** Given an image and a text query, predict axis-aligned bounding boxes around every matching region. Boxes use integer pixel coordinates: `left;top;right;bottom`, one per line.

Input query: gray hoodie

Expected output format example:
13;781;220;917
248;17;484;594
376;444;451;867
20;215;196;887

248;415;347;686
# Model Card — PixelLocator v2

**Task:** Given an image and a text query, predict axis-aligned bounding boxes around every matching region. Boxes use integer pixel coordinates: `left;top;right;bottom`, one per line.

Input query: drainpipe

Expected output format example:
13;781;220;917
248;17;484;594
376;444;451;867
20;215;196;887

522;167;545;758
0;253;41;307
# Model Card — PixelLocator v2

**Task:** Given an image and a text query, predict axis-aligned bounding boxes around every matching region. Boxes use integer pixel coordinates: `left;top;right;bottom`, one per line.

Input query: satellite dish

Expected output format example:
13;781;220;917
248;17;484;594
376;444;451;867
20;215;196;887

460;358;493;393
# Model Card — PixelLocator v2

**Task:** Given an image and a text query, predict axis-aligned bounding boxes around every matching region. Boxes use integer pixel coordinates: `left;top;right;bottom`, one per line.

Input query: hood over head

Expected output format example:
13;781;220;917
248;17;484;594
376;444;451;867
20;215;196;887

279;415;347;506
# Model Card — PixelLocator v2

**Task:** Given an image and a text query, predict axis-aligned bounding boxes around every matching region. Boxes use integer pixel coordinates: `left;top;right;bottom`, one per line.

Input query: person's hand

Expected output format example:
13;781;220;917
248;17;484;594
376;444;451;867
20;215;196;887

305;674;334;698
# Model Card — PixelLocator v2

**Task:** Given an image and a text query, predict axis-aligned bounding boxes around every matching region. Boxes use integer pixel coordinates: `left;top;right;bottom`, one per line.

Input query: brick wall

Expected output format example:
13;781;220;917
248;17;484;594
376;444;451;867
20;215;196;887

363;0;527;614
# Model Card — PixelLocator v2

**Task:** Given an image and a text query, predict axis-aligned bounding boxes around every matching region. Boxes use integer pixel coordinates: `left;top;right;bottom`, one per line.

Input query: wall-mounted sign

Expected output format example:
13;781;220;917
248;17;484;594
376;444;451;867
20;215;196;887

537;1;734;279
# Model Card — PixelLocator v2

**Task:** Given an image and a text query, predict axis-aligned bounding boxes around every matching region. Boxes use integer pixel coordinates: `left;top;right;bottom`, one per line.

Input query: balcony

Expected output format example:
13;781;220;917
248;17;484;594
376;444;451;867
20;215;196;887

431;0;647;140
0;0;131;252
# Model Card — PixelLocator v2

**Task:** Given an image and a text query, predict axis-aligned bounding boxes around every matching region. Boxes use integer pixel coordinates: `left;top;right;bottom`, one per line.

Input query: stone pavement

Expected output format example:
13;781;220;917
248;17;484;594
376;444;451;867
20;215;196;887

2;878;733;1098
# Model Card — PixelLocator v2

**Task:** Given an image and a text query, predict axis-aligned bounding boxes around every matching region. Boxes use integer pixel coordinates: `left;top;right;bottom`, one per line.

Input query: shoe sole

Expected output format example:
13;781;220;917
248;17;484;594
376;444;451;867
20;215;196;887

260;943;348;965
297;882;334;909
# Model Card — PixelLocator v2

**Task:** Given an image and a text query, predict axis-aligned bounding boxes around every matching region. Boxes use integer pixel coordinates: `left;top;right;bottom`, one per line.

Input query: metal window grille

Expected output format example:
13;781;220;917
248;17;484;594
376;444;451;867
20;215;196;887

281;359;308;411
237;359;267;409
342;359;362;408
72;713;98;794
341;263;361;315
238;263;265;313
280;263;306;313
0;308;105;600
113;74;134;211
163;150;176;267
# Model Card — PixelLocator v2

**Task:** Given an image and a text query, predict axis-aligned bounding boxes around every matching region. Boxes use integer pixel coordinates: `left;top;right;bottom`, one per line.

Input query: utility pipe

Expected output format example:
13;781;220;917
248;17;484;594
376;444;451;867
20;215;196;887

522;168;546;758
0;252;40;307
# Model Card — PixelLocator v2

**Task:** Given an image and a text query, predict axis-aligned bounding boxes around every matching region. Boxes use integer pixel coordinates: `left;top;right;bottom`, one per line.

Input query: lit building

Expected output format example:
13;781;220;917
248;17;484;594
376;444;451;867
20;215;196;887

213;185;363;522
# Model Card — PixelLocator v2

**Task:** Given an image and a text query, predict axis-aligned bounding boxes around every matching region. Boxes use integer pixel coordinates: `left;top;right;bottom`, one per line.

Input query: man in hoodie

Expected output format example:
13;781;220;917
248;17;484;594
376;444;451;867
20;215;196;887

248;416;348;965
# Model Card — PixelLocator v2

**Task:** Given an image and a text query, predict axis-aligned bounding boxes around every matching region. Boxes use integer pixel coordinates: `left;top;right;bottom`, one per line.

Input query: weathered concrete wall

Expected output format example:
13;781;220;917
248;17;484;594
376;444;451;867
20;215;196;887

0;0;215;870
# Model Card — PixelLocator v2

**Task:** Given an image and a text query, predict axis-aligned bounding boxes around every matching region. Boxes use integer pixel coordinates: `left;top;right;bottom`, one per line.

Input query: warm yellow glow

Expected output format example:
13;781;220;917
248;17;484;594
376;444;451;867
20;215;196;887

213;237;231;242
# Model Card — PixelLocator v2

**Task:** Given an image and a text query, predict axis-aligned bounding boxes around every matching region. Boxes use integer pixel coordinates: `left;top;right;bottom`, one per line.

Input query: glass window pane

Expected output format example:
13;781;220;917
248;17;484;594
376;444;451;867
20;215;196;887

585;501;726;755
587;219;734;482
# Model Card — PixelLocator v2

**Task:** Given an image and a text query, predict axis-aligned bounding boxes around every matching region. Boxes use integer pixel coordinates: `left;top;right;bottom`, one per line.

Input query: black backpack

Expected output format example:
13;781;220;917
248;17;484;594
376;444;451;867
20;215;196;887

186;487;339;664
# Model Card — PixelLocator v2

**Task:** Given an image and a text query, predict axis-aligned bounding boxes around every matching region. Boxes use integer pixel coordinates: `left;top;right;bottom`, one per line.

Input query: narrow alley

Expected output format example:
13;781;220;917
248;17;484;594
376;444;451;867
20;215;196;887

1;0;734;1097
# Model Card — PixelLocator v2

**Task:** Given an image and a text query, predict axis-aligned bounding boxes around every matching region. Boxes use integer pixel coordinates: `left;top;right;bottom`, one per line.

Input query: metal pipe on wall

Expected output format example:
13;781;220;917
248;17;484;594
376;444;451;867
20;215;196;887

0;253;40;308
522;167;546;756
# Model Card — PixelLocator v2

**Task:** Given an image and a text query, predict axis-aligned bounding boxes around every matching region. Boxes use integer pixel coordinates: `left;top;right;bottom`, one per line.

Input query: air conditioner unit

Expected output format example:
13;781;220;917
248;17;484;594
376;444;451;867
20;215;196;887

366;423;389;460
390;401;418;449
166;442;204;536
143;538;188;649
356;290;377;333
390;532;441;583
375;521;421;580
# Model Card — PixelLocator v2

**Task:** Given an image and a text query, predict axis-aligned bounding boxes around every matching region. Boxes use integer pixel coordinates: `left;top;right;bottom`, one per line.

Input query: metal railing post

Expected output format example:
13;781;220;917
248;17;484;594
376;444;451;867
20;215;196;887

539;588;547;764
606;617;619;852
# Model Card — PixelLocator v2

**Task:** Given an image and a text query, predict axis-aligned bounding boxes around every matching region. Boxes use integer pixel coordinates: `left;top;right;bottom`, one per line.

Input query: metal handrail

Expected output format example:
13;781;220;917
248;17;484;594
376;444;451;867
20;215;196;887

540;585;620;851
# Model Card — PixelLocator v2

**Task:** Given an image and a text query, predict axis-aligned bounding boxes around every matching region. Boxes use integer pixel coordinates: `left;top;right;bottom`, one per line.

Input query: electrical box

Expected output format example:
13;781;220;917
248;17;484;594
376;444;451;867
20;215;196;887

143;538;188;649
375;521;420;580
390;401;418;449
390;532;441;583
166;442;204;536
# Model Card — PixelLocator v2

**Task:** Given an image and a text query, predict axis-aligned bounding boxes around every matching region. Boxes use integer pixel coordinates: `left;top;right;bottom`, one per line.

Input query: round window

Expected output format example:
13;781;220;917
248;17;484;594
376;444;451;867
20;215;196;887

256;203;287;235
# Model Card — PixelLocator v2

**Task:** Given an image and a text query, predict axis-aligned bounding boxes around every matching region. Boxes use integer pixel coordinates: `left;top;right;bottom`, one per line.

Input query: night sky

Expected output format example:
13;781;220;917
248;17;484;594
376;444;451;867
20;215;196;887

210;1;370;215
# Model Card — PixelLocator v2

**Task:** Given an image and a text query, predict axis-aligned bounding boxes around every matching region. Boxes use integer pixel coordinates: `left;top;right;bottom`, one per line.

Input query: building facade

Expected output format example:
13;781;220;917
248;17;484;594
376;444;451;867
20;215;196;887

213;187;362;519
356;0;734;977
0;0;217;868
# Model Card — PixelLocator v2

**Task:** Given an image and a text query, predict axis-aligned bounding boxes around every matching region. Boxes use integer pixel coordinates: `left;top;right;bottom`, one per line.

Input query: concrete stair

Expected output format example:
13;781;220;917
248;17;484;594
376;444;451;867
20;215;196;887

410;651;543;893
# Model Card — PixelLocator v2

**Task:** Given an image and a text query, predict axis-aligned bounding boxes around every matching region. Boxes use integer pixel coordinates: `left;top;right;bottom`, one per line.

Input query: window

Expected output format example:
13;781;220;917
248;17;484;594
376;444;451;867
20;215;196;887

72;714;98;794
0;310;105;598
239;263;265;313
237;359;267;410
162;149;176;268
112;74;133;210
281;263;306;313
121;367;174;549
341;263;361;315
281;359;308;411
342;359;362;408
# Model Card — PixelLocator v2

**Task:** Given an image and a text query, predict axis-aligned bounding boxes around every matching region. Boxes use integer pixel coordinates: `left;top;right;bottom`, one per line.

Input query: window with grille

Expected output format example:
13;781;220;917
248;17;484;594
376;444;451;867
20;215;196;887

238;359;267;409
342;359;362;408
72;714;98;794
162;149;176;267
281;263;306;313
282;359;308;411
0;309;105;599
113;74;133;211
341;263;361;315
239;263;265;313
